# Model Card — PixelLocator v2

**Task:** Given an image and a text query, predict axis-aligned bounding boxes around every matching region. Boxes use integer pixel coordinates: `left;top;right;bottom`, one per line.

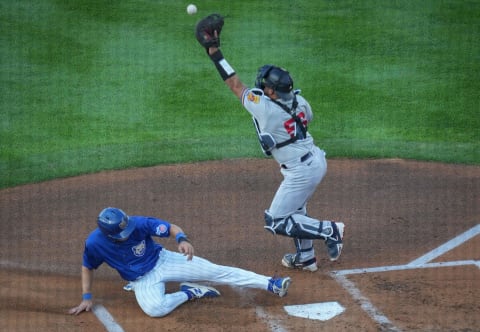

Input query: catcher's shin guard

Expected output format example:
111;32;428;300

264;210;335;240
264;211;297;236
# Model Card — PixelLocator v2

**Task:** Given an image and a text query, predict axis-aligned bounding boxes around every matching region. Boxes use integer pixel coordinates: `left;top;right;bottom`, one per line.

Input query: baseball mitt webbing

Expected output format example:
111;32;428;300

195;13;224;48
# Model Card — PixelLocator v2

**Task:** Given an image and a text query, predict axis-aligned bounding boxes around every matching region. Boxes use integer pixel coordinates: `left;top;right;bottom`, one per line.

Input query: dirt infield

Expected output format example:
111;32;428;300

1;158;479;331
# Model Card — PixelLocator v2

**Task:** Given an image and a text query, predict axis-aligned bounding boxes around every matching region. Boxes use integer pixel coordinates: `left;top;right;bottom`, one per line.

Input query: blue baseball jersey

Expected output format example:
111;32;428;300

83;216;171;281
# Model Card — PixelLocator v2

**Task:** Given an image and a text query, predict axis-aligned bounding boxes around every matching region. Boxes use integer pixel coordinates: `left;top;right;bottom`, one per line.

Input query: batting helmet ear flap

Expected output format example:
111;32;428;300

255;64;275;89
97;207;136;241
265;67;294;93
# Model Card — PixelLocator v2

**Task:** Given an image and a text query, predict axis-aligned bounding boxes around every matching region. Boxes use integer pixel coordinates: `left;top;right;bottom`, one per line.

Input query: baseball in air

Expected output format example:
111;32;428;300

187;4;197;15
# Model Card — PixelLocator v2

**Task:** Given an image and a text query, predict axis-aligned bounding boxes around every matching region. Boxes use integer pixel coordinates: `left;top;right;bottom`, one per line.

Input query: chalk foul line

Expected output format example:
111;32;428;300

333;259;478;276
256;306;288;332
331;223;480;332
92;304;125;332
408;224;480;266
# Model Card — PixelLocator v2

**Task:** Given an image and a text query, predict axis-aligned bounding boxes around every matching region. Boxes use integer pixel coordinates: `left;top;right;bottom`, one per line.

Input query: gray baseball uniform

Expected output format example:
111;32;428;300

197;16;344;268
241;88;336;263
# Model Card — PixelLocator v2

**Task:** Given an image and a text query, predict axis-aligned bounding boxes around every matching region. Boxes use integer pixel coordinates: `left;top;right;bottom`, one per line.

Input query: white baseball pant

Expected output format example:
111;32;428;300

131;249;271;317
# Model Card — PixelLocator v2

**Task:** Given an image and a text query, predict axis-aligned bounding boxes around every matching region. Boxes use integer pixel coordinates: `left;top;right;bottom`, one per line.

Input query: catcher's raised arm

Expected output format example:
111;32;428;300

195;13;246;98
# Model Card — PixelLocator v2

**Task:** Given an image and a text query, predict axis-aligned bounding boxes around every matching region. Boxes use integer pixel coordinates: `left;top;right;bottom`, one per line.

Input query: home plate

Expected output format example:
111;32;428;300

284;302;345;321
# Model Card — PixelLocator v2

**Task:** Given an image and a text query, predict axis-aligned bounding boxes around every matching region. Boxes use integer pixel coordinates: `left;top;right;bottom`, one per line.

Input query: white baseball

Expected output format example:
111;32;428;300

187;4;197;15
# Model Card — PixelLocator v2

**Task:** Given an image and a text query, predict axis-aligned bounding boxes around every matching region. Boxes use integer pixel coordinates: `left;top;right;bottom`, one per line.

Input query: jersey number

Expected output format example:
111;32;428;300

283;112;307;137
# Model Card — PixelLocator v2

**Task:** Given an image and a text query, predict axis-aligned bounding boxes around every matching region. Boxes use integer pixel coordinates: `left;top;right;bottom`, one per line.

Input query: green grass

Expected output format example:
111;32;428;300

1;0;479;188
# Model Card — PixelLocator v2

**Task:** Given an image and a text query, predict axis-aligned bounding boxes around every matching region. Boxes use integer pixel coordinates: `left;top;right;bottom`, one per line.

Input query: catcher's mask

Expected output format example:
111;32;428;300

255;65;294;99
97;207;136;241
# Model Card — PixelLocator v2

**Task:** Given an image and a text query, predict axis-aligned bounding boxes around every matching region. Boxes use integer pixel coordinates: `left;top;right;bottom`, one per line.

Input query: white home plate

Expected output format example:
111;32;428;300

284;302;345;321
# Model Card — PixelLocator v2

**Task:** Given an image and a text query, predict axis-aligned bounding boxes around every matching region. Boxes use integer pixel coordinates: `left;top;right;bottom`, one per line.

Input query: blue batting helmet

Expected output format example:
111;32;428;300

97;207;136;240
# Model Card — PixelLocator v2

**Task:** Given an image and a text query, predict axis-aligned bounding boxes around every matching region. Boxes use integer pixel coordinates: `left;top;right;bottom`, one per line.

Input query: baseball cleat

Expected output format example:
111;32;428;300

325;222;345;261
268;277;292;297
180;282;221;300
281;254;318;272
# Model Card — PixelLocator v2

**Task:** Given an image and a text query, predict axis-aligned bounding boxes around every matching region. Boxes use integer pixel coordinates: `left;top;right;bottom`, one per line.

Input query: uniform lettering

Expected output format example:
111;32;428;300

283;112;307;137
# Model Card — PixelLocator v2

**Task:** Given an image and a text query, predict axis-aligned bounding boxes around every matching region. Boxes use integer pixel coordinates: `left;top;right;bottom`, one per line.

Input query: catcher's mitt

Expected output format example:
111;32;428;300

195;13;224;49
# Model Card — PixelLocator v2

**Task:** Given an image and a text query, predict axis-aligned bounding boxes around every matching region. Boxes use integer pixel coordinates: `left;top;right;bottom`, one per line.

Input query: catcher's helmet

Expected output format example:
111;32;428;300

255;65;294;99
97;207;136;240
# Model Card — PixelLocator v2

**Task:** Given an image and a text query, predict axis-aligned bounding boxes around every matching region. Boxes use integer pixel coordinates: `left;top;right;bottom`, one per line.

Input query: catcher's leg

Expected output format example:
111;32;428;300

293;206;315;262
289;207;316;269
264;211;344;263
264;210;334;239
281;237;317;271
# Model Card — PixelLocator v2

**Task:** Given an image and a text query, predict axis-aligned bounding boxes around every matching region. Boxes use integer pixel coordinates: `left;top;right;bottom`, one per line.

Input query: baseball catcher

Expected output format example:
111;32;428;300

195;14;345;272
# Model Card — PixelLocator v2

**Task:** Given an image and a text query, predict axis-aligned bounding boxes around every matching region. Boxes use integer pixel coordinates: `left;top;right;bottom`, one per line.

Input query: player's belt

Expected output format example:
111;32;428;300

281;152;313;169
300;152;313;162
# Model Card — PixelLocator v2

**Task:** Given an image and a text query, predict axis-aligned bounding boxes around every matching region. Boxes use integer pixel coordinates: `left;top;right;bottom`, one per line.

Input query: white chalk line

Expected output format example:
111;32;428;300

256;306;288;332
331;223;480;332
331;273;402;332
334;259;478;276
0;261;125;331
230;287;288;332
407;224;480;266
0;260;32;269
92;304;125;332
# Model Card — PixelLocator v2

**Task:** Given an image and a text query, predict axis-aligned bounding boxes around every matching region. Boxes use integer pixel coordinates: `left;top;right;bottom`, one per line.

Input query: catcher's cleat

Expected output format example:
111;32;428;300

281;254;318;272
180;282;221;300
268;277;291;297
325;222;345;261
